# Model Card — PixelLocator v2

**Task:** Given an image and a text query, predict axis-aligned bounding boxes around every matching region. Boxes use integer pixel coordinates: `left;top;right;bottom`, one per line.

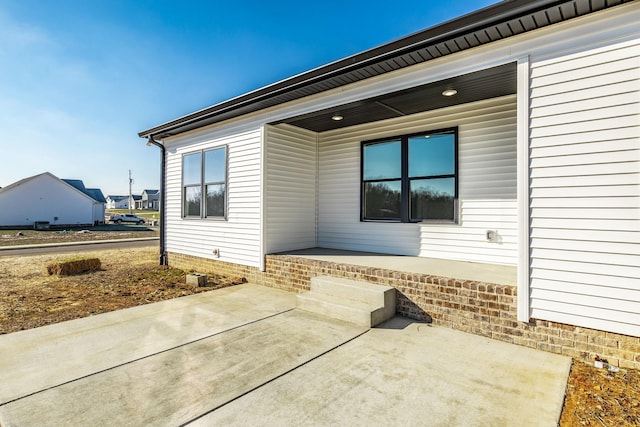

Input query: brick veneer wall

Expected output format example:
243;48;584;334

169;251;640;370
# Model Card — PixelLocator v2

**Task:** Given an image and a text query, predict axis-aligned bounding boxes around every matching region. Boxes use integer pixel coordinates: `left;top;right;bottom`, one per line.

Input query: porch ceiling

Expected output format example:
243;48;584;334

274;62;516;132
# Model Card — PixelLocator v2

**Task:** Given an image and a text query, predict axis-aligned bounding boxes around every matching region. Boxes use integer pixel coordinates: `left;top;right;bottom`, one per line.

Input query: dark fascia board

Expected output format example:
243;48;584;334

137;0;608;139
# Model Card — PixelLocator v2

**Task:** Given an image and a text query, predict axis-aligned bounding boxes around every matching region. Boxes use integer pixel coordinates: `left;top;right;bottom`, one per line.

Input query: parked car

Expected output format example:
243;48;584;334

108;213;146;224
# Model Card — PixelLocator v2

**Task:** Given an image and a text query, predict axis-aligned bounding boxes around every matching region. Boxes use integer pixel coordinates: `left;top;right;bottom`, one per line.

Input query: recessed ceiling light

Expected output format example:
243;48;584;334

442;89;457;97
331;114;344;121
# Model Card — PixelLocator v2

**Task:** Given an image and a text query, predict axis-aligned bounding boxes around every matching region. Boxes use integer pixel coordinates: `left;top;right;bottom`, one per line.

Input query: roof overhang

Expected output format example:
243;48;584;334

138;0;632;139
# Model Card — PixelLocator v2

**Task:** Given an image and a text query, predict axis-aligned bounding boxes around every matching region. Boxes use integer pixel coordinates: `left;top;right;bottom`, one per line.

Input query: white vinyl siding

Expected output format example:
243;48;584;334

164;127;262;267
265;124;317;253
317;95;517;264
528;39;640;337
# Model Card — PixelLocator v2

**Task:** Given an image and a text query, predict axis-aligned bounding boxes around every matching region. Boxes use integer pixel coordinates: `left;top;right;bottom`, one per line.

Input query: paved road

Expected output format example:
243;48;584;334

0;239;158;257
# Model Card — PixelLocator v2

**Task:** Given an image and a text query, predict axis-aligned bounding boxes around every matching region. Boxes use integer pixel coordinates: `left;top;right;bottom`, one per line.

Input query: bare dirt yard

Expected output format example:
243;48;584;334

0;246;637;426
561;362;639;426
0;224;159;247
0;247;242;333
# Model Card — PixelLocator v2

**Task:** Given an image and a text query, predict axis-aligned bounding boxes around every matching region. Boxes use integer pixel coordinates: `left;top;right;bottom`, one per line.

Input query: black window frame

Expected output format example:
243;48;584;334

360;127;458;224
181;145;228;220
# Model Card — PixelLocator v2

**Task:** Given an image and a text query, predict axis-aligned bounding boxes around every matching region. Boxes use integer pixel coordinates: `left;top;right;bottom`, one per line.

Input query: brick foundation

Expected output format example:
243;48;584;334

168;251;640;370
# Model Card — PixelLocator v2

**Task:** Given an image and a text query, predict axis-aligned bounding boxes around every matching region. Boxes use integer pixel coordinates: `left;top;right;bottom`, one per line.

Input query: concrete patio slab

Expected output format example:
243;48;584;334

1;310;367;426
194;317;570;426
0;284;296;404
0;284;570;426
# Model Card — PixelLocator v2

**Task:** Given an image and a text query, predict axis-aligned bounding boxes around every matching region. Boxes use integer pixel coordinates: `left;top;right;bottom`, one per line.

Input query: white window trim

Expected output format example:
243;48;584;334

181;146;228;220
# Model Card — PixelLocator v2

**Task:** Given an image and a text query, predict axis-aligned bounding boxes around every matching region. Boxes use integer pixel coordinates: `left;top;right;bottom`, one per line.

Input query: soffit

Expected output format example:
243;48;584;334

276;63;516;132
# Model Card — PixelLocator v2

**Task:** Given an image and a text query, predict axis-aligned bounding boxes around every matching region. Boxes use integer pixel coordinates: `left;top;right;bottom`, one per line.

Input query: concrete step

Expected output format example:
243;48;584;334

296;276;396;327
296;292;389;327
310;276;395;308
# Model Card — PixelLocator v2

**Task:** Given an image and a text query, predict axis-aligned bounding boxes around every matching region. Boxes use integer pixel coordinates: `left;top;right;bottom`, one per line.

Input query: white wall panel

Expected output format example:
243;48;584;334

164;128;263;267
529;38;640;336
317;96;518;264
264;124;317;253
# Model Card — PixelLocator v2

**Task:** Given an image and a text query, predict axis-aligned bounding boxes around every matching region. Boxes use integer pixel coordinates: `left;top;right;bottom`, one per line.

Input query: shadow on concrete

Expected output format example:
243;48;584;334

375;316;431;330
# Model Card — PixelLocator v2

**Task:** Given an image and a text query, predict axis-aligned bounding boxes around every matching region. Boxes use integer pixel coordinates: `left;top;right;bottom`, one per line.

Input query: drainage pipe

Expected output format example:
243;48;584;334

146;136;168;266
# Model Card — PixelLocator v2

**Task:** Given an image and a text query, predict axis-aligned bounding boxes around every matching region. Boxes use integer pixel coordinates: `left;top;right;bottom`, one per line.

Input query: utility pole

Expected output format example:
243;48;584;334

129;169;134;213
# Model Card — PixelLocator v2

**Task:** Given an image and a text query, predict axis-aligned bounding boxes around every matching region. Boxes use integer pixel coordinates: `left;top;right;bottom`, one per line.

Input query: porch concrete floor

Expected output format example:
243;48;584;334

0;284;570;426
279;247;518;286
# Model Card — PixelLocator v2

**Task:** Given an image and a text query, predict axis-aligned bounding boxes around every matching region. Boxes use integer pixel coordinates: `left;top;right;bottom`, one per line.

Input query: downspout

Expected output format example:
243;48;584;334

146;136;168;266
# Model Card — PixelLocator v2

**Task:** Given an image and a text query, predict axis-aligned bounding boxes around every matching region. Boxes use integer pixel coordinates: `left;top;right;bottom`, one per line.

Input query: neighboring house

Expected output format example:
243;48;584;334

139;1;639;367
106;195;130;209
132;194;143;210
0;172;106;227
62;179;106;223
141;189;159;210
107;194;143;210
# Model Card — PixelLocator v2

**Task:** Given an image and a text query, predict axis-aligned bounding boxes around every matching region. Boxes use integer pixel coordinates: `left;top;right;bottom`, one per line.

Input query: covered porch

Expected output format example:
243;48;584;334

264;247;519;329
278;247;516;286
263;60;523;280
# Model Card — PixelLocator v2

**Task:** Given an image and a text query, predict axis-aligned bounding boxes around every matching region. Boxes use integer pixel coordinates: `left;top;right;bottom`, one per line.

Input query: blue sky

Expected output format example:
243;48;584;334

0;0;496;195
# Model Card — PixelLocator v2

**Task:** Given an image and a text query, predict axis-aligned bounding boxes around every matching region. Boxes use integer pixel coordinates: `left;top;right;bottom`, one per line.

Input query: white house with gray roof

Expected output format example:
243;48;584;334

0;172;106;227
139;0;639;356
141;189;160;210
106;195;130;209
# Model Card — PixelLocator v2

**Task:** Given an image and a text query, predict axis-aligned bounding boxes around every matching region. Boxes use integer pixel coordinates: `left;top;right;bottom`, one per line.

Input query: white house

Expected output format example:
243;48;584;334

139;1;639;367
0;173;106;227
106;195;130;209
132;194;143;210
141;189;159;210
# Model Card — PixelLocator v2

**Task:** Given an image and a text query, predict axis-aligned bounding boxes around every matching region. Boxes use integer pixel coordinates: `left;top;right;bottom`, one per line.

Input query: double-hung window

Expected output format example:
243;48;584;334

182;146;227;219
361;127;457;223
